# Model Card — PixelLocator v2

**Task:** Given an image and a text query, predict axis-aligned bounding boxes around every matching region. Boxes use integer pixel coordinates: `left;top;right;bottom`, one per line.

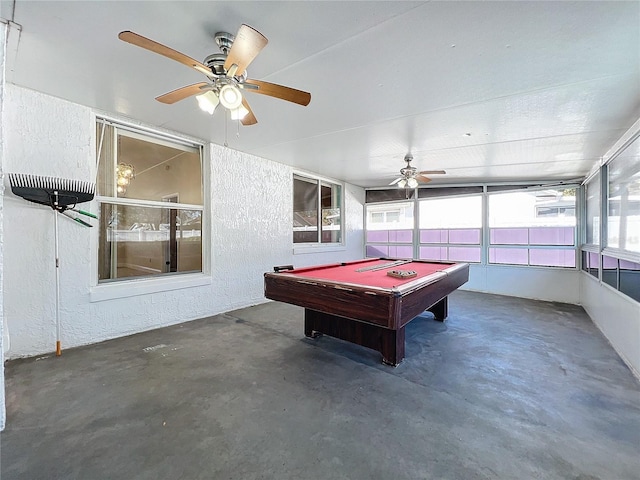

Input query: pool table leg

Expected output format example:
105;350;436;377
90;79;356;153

304;309;405;366
427;296;448;322
304;321;322;338
381;326;405;367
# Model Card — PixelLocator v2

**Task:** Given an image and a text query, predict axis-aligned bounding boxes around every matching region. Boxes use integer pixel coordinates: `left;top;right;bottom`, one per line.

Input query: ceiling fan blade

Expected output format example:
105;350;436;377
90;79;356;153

243;79;311;106
240;98;258;126
416;175;433;184
224;24;268;77
118;31;212;77
389;178;402;186
155;82;210;104
419;170;446;175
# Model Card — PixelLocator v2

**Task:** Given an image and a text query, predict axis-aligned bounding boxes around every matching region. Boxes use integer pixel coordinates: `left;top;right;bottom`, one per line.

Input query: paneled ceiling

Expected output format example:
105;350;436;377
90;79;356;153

2;1;639;187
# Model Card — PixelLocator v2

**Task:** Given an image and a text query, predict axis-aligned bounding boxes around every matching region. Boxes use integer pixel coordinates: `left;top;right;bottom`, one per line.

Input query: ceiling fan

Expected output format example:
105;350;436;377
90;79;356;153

118;25;311;125
389;154;446;188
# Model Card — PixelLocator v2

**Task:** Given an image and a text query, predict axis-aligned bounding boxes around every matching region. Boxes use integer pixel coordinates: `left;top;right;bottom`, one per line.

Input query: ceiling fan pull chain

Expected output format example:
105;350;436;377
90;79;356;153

224;113;229;147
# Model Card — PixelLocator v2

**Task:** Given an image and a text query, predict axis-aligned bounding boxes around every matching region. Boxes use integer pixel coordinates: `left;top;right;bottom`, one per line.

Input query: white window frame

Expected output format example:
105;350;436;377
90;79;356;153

89;114;211;302
292;170;345;255
486;186;578;268
363;183;579;269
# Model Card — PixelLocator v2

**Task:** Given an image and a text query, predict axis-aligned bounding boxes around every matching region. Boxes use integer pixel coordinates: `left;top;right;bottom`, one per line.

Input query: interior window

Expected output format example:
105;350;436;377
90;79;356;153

96;121;203;282
293;174;342;244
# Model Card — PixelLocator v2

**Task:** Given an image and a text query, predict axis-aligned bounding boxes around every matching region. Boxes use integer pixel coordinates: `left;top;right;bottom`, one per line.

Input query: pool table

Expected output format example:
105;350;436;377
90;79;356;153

264;258;469;366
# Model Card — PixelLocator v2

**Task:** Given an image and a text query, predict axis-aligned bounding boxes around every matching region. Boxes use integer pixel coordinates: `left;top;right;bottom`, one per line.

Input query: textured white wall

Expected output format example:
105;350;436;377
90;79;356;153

2;84;364;359
1;20;7;430
4;86;95;356
580;273;640;378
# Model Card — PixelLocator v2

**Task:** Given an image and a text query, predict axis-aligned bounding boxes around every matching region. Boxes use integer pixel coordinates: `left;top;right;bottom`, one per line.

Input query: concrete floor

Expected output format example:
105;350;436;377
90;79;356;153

1;291;639;480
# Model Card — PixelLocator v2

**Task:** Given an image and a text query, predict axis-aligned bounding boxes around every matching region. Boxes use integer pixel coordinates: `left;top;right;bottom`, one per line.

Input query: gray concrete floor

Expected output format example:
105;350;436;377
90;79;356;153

1;291;639;480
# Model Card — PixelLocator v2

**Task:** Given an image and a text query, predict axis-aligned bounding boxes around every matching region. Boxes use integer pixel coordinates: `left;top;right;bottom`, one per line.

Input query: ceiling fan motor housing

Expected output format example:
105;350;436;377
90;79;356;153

400;154;417;177
214;31;235;55
205;33;248;81
203;53;227;77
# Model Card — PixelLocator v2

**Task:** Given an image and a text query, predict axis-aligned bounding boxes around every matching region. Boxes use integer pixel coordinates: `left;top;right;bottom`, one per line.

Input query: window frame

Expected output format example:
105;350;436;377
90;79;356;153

90;114;211;301
417;193;483;264
579;118;640;303
486;186;578;268
364;184;580;270
604;137;640;255
365;199;416;259
292;170;345;253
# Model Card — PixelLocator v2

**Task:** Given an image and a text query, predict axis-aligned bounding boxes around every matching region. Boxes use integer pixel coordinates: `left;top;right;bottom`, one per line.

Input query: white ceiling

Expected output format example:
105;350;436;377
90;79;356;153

2;1;639;188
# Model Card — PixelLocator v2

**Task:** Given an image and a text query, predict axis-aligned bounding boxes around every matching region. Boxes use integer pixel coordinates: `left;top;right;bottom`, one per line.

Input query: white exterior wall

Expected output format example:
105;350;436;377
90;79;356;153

2;84;364;359
580;273;640;377
463;264;580;304
1;19;7;430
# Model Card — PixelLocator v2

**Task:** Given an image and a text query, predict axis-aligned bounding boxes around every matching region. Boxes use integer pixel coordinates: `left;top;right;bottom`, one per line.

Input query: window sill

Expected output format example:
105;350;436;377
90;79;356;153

483;263;578;271
90;273;211;302
601;247;640;264
293;243;346;255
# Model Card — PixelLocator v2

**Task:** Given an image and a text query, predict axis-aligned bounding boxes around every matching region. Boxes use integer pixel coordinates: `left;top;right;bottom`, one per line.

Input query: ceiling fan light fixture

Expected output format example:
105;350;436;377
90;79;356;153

397;179;407;188
230;104;249;120
219;84;243;109
407;177;418;188
196;91;219;115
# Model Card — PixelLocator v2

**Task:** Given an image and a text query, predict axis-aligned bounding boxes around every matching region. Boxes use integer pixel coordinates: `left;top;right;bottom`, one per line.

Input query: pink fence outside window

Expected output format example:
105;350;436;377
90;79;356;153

368;227;576;267
449;229;481;244
366;244;413;258
366;229;413;244
419;246;448;261
490;228;528;245
529;249;575;267
490;227;575;246
420;229;448;243
448;247;481;262
420;229;480;244
366;245;388;257
389;230;413;243
489;248;529;265
529;227;574;246
366;230;389;243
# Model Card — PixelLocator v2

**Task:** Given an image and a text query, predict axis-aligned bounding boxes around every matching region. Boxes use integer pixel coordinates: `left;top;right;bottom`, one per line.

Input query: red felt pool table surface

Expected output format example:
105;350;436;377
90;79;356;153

287;258;450;289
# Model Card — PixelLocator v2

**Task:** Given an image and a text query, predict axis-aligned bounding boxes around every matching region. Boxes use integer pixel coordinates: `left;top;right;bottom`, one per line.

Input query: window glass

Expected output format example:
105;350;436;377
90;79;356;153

418;196;482;263
585;174;601;245
99;204;202;281
293;175;318;243
581;250;599;278
293;174;342;244
366;202;413;231
607;136;640;253
321;181;342;243
420;196;482;228
365;189;415;203
96;121;203;282
98;129;202;203
418;186;483;198
365;202;413;258
489;189;576;267
601;255;618;289
619;259;640;302
588;251;600;278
